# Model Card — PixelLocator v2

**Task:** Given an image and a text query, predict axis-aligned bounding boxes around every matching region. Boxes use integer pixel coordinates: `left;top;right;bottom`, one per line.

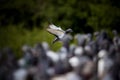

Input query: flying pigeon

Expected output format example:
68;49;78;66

47;24;73;44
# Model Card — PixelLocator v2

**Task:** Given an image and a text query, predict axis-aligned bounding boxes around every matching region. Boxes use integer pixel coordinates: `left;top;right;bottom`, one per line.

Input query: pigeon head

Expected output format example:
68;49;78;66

65;28;73;34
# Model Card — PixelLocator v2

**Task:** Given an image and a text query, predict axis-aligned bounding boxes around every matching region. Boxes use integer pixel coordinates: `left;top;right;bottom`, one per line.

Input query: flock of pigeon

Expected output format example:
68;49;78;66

0;24;120;80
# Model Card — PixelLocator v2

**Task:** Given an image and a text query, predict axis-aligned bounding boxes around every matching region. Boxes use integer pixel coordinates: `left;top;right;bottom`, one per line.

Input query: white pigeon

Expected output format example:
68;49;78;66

47;24;73;44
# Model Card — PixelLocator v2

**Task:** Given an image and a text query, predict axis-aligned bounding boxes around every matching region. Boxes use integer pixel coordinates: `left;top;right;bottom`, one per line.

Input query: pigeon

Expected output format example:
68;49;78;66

47;24;73;44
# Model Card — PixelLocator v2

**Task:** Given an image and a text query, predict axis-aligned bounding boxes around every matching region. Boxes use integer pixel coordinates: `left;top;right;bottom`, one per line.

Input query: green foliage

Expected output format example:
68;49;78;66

1;0;120;56
0;26;62;58
1;0;120;32
39;0;120;33
87;3;120;30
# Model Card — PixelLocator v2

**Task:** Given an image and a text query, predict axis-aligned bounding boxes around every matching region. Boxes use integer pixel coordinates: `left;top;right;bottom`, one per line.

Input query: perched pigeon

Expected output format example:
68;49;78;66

47;24;73;44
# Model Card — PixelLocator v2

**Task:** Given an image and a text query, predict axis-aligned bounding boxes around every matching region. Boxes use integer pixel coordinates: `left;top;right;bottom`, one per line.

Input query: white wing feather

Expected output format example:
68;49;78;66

47;24;65;39
49;24;63;31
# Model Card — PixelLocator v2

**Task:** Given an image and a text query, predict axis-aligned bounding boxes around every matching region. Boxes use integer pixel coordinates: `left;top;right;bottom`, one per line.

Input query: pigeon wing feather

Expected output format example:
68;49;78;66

49;24;64;31
47;28;65;38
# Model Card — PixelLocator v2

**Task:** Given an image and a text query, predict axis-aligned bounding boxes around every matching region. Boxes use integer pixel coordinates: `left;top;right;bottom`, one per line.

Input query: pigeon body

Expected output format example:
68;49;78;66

47;24;72;44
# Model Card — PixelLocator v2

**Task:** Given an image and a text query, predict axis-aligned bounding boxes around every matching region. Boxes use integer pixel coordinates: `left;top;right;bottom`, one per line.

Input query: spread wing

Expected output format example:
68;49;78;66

47;28;65;38
47;24;65;38
49;24;64;31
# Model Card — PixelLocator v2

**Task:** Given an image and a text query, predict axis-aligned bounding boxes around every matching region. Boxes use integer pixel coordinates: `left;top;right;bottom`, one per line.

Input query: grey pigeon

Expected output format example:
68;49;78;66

47;24;73;44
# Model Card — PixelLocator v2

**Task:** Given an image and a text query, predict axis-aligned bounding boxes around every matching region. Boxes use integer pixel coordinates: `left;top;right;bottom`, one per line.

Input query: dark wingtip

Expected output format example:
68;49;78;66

52;40;57;44
52;38;59;44
52;41;55;44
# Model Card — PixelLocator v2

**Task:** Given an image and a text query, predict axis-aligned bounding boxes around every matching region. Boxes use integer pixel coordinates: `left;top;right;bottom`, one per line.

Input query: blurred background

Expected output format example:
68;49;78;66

0;0;120;56
0;0;120;80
